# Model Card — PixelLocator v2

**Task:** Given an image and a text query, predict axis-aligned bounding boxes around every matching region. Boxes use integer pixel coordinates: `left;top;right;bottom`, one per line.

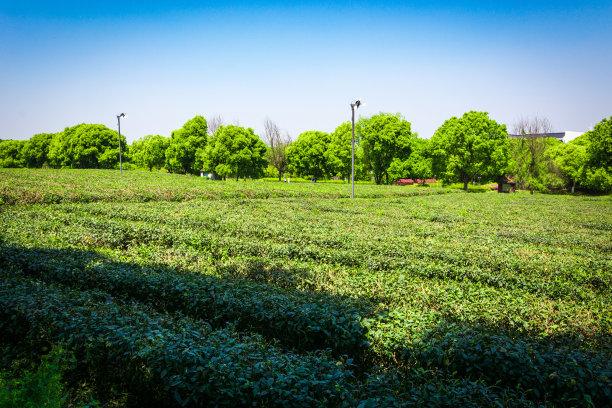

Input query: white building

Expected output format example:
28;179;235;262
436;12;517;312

508;131;585;143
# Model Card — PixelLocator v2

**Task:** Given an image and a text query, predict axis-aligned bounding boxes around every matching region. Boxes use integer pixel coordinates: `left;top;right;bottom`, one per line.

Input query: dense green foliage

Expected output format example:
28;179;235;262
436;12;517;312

203;125;268;180
0;345;70;408
0;169;610;406
328;122;353;181
19;133;54;169
286;131;334;181
387;138;433;182
583;116;612;192
0;169;452;205
357;113;416;185
0;140;26;168
431;111;509;190
130;134;169;171
165;116;208;174
3;113;610;193
46;124;126;169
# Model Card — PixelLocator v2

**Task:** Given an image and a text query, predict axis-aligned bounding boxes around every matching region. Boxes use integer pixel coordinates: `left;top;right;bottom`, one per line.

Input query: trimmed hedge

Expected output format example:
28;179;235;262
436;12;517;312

0;244;371;358
0;276;357;407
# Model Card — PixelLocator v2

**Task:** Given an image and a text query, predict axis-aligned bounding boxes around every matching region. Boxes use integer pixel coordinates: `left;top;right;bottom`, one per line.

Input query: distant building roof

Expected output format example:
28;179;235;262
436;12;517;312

508;131;584;143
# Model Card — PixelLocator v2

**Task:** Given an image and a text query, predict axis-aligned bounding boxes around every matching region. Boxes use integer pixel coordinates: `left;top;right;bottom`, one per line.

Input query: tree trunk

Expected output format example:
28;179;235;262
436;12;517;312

463;180;469;191
571;180;576;194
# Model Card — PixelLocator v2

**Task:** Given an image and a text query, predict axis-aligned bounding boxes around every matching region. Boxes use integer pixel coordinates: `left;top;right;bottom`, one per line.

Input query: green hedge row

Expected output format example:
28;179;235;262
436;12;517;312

0;244;371;358
367;313;612;407
0;276;358;407
0;276;537;407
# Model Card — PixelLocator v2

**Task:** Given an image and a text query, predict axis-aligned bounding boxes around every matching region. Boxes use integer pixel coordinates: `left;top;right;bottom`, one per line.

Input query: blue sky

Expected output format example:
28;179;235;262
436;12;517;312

1;1;610;142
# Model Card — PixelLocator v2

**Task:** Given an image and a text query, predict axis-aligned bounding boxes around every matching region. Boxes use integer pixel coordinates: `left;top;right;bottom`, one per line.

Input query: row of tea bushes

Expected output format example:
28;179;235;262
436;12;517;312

0;168;454;205
0;275;537;407
3;243;611;407
0;243;371;358
0;276;356;407
365;311;612;406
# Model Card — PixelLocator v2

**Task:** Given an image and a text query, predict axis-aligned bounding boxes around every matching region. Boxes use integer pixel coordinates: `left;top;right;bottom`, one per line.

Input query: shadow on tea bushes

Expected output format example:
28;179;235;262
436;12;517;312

0;243;373;361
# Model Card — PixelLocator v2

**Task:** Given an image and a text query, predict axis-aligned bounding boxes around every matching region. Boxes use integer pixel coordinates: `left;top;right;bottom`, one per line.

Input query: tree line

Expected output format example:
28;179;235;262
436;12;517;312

1;112;610;192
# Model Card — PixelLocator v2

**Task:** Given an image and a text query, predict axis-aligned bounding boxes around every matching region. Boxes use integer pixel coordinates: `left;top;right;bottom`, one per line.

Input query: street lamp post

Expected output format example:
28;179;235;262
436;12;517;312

117;113;126;174
350;99;363;199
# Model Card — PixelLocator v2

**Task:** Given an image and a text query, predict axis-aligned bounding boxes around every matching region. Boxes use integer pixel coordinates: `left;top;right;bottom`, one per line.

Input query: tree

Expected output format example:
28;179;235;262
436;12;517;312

554;142;587;193
510;117;553;193
327;122;353;181
431;111;509;190
22;133;54;168
286;131;333;181
357;113;416;184
583;116;612;192
387;138;433;182
202;125;268;180
131;135;169;171
165;116;208;174
0;140;26;168
47;124;125;169
263;118;291;181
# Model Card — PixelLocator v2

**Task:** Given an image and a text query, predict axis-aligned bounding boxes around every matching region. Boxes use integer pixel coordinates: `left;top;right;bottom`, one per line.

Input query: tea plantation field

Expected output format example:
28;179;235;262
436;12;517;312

1;169;611;407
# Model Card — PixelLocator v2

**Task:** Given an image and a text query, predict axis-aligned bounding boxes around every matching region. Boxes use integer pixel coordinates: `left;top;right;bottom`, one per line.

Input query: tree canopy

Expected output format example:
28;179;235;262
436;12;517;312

202;125;268;180
327;122;353;181
131;134;169;171
165;116;208;174
46;124;125;169
583;116;612;192
0;140;26;168
387;138;433;182
286;131;333;181
431;111;509;190
21;133;54;168
357;113;416;184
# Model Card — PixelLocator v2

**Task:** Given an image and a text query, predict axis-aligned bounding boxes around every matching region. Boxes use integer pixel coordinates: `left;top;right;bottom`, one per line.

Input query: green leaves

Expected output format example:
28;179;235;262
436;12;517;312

431;111;509;190
357;113;416;184
1;170;611;406
165;116;208;175
203;125;268;180
286;130;333;180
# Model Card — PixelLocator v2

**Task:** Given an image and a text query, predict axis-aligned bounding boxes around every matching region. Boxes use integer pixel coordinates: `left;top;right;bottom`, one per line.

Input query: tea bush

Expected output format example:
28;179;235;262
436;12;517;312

1;169;611;406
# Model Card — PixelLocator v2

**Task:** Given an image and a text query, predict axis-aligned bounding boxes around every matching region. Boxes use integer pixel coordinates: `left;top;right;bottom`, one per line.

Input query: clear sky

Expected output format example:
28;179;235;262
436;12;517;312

1;0;610;142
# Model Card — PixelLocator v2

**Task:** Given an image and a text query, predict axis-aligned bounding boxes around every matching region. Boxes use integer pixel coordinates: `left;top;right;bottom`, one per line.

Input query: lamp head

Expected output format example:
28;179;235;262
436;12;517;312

117;113;126;119
351;99;364;109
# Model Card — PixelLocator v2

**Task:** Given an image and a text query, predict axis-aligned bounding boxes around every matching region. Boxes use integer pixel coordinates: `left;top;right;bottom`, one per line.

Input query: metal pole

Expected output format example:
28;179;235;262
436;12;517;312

117;115;123;174
351;103;355;199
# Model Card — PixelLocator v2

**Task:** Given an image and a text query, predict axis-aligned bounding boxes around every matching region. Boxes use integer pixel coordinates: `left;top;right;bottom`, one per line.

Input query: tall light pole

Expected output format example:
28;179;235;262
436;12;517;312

350;99;363;199
117;113;126;174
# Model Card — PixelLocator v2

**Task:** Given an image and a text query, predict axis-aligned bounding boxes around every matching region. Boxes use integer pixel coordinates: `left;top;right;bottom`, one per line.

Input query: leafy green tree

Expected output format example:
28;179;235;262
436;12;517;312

202;125;268;180
286;131;333;181
47;124;125;169
554;142;587;193
21;133;55;168
165;116;208;174
131;135;168;171
357;113;416;184
509;117;558;193
0;140;26;168
583;116;612;192
431;111;509;190
327;122;353;181
387;138;433;182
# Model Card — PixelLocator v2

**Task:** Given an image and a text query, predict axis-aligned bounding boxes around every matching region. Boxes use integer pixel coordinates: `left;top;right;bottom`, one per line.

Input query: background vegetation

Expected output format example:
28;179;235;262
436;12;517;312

1;113;610;193
0;169;610;406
